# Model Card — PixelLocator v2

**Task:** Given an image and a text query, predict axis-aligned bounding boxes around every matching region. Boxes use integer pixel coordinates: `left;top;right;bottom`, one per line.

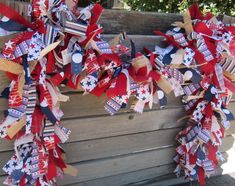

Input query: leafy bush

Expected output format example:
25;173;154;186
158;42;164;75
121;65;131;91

123;0;235;16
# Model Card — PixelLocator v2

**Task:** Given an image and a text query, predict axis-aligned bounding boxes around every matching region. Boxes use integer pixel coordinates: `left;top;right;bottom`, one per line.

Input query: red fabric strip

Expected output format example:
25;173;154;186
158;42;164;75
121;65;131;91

0;3;35;30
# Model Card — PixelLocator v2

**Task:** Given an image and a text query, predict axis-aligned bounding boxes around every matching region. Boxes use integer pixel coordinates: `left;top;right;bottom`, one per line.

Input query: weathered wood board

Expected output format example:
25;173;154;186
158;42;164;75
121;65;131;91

0;1;235;186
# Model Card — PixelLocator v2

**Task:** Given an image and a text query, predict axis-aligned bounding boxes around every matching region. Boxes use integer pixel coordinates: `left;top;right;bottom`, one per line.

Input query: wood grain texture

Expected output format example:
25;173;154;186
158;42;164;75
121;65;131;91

63;164;176;186
0;1;183;35
0;2;235;185
99;10;183;35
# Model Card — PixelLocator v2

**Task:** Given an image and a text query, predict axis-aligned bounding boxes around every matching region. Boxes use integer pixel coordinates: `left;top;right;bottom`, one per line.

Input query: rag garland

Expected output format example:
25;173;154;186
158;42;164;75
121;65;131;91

0;1;234;185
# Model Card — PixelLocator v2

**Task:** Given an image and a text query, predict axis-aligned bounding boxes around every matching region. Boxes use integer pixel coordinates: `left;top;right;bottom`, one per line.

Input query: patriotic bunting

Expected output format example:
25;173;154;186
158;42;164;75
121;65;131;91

0;1;235;186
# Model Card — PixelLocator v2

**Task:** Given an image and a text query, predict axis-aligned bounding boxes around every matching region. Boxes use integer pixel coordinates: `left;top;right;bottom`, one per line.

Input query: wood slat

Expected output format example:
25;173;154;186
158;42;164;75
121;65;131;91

0;146;176;178
61;147;176;185
62;128;179;163
68;150;235;186
0;1;183;35
99;10;182;35
61;93;182;118
1;103;235;154
1;134;234;180
64;164;176;186
0;127;180;165
0;105;185;152
0;91;182;120
0;164;175;186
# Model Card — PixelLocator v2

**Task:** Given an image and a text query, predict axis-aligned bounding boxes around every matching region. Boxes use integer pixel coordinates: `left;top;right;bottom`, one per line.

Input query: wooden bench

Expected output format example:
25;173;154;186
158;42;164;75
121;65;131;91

0;1;235;185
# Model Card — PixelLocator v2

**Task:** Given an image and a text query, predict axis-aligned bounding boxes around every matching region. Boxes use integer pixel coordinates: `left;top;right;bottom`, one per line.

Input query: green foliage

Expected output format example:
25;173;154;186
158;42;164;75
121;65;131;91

123;0;235;16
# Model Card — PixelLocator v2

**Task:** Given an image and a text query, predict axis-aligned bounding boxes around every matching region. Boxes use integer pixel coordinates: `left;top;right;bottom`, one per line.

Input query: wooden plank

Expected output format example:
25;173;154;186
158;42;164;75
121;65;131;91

1;129;231;182
0;91;182;119
61;128;180;163
1;85;235;120
53;147;235;185
60;147;176;184
60;106;185;141
0;1;183;35
219;135;235;152
141;168;235;186
0;106;185;152
62;98;235;119
0;127;182;175
1;123;235;174
0;146;176;178
63;164;176;186
1;105;235;152
61;93;182;118
103;34;165;51
1;133;235;178
99;10;182;35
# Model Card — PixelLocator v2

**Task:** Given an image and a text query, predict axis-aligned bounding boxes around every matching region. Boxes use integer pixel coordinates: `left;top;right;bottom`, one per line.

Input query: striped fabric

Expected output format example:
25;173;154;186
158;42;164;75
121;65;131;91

26;82;37;134
173;33;189;47
203;160;215;175
184;99;197;111
43;120;54;138
43;23;59;46
8;85;29;119
183;83;200;96
64;21;87;37
220;57;235;74
96;41;112;54
130;81;140;94
197;129;210;143
55;124;71;143
104;96;123;115
30;143;41;179
13;39;31;59
215;63;225;91
42;120;55;150
8;81;22;108
165;66;184;84
186;126;199;142
2;33;25;59
52;0;62;6
176;145;185;155
154;55;164;71
197;37;214;62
